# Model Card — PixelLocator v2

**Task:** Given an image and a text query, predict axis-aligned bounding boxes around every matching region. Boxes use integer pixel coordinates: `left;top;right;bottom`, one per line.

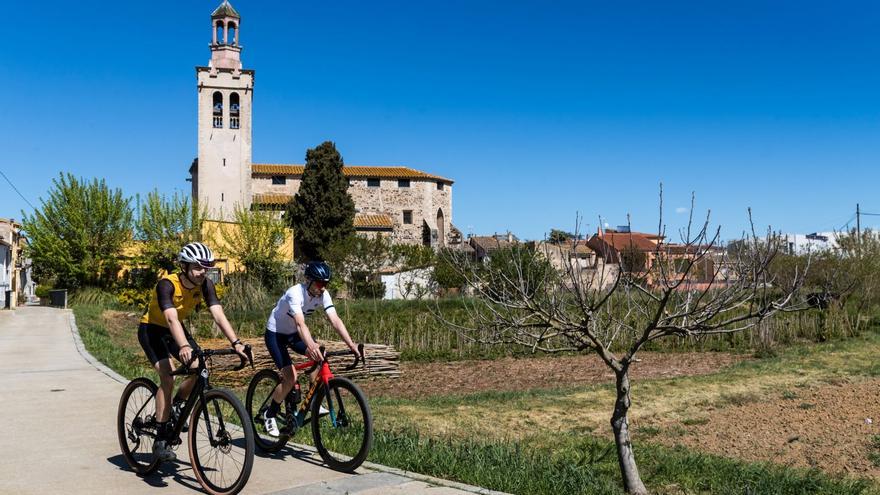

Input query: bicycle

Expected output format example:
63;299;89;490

245;343;373;472
117;345;256;495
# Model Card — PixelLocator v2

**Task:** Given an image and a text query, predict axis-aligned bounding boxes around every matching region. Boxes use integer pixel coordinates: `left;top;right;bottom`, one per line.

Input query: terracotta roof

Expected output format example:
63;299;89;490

354;214;393;230
469;236;515;253
591;232;659;252
252;193;291;206
562;240;595;255
212;0;240;18
252;164;453;184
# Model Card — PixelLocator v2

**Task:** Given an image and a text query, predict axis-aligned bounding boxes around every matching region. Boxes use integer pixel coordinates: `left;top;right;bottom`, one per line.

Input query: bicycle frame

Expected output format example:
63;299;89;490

133;346;253;444
277;344;363;428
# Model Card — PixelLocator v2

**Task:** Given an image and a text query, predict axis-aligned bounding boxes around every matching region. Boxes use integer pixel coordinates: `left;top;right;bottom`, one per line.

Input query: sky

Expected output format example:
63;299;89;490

1;0;878;241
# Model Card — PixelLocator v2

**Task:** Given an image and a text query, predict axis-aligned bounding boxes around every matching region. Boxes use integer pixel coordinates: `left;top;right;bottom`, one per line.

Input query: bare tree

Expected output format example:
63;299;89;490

437;195;807;495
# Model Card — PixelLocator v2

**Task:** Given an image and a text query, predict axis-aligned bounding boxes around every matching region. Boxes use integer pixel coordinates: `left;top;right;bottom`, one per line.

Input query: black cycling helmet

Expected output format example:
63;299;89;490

304;261;331;282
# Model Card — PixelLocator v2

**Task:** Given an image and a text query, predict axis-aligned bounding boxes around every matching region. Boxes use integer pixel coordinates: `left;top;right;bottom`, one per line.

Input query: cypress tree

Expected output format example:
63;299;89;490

285;141;356;261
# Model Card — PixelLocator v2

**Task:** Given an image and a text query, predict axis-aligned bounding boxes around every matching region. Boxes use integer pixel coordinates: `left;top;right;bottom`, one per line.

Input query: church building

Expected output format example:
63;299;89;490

189;1;458;248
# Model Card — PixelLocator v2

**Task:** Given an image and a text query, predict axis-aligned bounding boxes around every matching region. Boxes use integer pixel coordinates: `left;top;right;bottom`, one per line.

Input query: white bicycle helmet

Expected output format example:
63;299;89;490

178;242;215;267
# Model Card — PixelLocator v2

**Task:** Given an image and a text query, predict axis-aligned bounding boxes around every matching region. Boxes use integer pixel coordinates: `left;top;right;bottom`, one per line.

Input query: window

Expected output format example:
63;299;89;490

230;92;240;129
272;176;286;185
367;178;380;188
403;210;413;224
437;182;444;190
398;179;410;188
212;92;223;128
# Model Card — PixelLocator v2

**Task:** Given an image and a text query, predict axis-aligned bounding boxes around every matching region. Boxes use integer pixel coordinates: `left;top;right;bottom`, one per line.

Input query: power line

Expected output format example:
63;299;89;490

0;170;37;212
837;214;857;232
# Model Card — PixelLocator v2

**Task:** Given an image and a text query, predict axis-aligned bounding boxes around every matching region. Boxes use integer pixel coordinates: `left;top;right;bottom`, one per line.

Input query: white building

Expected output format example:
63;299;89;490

781;232;841;255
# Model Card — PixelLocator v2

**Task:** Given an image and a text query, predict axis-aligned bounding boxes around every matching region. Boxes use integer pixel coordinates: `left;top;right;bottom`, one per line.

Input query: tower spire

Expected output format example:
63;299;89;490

210;1;242;69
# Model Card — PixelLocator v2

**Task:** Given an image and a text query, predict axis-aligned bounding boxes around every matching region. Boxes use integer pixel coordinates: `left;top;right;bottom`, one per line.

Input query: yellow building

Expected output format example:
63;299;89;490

119;220;294;283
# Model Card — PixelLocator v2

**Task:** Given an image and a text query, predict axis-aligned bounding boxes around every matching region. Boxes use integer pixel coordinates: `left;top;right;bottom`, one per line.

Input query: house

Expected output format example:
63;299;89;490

528;239;619;290
468;234;517;262
780;232;841;255
0;218;32;309
586;228;720;286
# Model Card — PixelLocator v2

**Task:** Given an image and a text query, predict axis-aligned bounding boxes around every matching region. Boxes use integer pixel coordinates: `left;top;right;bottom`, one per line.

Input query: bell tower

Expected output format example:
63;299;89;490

192;0;254;221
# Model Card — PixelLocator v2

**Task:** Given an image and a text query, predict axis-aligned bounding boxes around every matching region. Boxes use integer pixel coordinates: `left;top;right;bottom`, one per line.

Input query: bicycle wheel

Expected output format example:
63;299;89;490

311;377;373;472
117;377;161;475
245;368;290;452
188;388;255;495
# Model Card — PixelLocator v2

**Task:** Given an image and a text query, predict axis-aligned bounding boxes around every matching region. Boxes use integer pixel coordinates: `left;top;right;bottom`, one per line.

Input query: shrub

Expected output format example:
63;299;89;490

116;287;152;311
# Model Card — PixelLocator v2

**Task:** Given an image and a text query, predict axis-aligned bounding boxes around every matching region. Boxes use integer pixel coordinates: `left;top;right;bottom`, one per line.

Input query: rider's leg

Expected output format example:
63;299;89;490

164;330;201;403
264;330;301;418
154;358;175;423
271;365;297;403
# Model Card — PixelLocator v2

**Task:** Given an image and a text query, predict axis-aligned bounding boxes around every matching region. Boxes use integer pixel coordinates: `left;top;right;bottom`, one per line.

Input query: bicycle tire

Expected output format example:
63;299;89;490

117;377;161;475
245;368;291;452
187;388;255;495
311;376;373;472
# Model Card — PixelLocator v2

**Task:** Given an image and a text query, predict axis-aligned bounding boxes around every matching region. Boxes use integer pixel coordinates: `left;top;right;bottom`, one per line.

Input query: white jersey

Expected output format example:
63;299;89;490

266;283;336;335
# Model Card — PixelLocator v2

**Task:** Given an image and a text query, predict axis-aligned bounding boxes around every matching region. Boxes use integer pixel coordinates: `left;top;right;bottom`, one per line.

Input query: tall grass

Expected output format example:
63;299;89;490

369;428;874;495
185;296;876;362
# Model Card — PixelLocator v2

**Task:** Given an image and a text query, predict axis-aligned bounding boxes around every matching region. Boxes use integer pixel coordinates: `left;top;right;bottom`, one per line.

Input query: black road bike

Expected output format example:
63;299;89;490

117;346;255;495
245;344;373;472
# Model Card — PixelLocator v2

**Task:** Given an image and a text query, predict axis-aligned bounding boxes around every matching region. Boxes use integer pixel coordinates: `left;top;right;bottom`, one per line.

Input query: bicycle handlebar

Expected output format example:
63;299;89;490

303;343;365;374
171;344;254;376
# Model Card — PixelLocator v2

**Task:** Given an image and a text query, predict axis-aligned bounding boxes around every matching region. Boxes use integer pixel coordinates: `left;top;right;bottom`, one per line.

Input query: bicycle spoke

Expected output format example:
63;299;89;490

190;391;253;494
311;378;373;472
118;378;161;474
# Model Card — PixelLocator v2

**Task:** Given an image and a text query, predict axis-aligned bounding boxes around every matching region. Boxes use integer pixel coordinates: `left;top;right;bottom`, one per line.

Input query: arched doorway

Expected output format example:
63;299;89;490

436;209;445;247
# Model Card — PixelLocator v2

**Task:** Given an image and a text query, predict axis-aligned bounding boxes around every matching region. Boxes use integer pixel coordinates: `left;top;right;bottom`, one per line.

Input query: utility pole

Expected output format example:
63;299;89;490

857;203;861;239
857;203;862;257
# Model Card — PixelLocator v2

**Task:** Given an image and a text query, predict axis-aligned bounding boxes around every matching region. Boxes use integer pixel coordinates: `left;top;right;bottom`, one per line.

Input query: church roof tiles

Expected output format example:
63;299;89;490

252;164;453;184
212;0;240;18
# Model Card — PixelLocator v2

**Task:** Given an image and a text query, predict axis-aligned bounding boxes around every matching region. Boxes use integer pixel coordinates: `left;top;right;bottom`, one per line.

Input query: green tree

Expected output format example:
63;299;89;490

321;234;391;298
432;248;469;292
486;245;557;300
548;228;575;243
22;173;133;289
285;141;356;261
220;205;291;291
135;190;206;285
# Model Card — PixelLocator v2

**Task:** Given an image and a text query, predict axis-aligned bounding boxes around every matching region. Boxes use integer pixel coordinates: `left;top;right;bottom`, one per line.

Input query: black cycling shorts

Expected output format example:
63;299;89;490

138;322;201;365
264;330;307;369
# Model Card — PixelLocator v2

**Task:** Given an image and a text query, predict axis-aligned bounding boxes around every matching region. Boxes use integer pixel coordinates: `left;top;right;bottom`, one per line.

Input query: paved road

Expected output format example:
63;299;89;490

0;306;503;495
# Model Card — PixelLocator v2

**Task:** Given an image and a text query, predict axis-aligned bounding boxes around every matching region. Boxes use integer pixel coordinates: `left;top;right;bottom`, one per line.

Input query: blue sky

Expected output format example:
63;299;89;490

1;1;878;241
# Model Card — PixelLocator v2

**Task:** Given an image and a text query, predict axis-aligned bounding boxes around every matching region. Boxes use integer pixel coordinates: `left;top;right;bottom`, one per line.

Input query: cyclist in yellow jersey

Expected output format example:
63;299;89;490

137;242;247;462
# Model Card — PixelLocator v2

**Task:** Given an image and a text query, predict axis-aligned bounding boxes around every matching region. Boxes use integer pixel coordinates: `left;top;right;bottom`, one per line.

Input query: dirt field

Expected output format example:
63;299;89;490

361;350;880;480
360;351;748;399
643;377;880;477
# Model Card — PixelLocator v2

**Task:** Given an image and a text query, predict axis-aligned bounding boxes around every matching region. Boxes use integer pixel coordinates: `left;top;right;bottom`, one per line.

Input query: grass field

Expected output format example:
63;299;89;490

75;301;880;494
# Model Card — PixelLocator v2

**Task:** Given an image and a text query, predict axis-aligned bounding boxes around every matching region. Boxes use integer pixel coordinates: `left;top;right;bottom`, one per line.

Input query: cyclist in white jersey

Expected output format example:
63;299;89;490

261;261;360;436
